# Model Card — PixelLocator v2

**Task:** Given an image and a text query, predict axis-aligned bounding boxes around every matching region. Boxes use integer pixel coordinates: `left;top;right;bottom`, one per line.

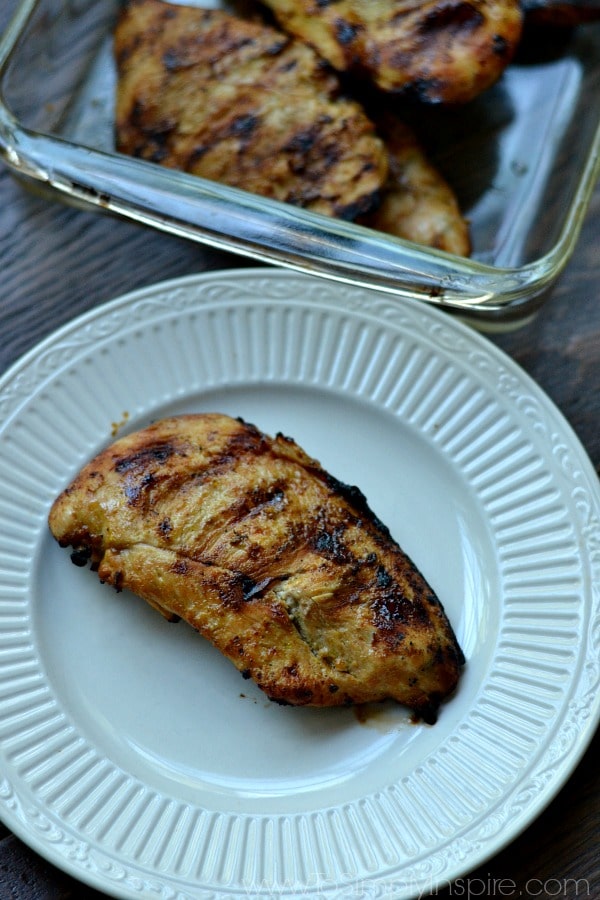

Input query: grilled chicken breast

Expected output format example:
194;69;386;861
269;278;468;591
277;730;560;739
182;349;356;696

260;0;523;104
114;0;388;219
49;413;464;722
359;115;471;256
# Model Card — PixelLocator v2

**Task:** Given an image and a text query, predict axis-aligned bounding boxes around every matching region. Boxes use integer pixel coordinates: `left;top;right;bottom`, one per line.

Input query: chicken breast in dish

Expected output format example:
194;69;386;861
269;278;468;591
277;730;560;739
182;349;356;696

359;114;471;255
114;0;388;219
260;0;523;104
48;413;464;723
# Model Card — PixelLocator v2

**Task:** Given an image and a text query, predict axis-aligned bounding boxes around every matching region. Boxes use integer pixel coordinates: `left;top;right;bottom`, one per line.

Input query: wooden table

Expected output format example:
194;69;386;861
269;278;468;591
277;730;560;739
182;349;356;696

1;20;599;900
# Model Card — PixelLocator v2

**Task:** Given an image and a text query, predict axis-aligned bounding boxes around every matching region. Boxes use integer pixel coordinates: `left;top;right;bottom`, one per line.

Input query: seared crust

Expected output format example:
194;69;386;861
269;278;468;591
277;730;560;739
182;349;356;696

261;0;524;104
114;0;388;219
48;413;464;722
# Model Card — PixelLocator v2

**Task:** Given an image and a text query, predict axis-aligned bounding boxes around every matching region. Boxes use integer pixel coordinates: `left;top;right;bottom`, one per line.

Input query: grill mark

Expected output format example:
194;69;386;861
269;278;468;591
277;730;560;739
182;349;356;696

162;31;258;71
228;113;260;138
332;189;381;221
371;563;432;650
334;17;361;47
109;423;271;513
197;455;389;586
164;13;289;74
163;551;283;610
107;424;400;601
418;1;485;35
312;524;349;561
113;442;178;506
307;506;357;566
228;484;287;521
188;113;262;164
114;443;177;473
284;125;320;155
103;419;442;643
190;477;292;563
492;33;509;55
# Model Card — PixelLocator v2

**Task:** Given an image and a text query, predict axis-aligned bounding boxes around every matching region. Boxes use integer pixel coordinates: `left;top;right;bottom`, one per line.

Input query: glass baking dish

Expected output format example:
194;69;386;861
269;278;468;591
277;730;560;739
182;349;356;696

1;0;599;327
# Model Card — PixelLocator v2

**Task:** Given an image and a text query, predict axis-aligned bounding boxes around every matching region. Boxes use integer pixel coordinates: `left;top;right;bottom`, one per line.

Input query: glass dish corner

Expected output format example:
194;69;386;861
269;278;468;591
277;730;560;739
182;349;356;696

1;0;599;328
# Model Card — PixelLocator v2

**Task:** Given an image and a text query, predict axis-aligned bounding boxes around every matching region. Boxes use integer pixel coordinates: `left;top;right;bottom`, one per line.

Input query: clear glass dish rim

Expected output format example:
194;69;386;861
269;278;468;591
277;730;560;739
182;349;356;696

1;0;599;327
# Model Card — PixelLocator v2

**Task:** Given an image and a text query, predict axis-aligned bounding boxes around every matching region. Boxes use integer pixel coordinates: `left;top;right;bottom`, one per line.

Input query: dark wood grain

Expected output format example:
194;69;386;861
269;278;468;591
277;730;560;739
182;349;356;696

1;2;599;897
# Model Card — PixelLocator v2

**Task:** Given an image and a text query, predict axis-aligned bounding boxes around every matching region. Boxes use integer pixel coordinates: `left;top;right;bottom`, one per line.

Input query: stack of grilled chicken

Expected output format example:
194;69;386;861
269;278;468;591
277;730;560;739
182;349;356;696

114;0;599;256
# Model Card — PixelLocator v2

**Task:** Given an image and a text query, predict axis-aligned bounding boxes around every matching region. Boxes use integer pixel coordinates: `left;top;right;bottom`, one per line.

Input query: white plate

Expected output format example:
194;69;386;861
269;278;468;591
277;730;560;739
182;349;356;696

0;269;599;900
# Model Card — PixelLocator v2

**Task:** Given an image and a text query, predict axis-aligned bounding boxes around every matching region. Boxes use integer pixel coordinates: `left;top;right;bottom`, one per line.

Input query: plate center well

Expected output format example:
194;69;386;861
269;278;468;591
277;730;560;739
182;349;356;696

34;384;494;813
